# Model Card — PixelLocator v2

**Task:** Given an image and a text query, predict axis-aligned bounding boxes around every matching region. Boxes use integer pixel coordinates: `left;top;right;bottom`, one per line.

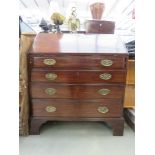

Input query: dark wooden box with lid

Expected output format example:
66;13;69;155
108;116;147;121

28;33;128;136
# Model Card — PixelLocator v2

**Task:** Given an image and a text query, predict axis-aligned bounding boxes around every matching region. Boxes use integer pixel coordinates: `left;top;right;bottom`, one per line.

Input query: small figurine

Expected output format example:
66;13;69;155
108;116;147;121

68;7;80;33
39;18;49;32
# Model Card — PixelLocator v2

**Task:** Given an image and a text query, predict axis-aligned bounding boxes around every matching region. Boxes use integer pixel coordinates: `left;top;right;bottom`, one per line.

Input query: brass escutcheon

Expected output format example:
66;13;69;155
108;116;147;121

45;88;56;95
98;88;110;95
97;106;109;114
45;106;56;112
43;59;56;65
45;73;57;80
99;73;112;80
101;59;113;66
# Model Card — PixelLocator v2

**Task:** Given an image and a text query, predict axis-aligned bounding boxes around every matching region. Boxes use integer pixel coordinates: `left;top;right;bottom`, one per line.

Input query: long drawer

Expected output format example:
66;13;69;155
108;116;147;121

30;83;125;99
31;70;126;83
31;55;126;69
31;99;123;117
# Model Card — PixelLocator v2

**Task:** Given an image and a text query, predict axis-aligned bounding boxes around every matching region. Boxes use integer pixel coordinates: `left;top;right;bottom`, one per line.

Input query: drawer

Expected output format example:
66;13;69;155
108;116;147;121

31;55;126;69
31;70;126;83
31;99;123;117
30;83;125;99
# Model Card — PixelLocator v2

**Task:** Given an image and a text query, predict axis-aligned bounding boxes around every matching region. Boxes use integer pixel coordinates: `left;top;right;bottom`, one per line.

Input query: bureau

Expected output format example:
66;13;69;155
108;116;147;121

28;33;128;136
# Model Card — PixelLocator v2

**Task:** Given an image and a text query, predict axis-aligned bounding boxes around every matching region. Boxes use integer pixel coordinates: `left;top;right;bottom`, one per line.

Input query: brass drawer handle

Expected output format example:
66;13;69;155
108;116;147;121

101;59;113;66
99;73;112;80
43;59;56;65
98;89;110;95
45;88;56;95
45;106;56;113
45;73;57;80
98;106;109;114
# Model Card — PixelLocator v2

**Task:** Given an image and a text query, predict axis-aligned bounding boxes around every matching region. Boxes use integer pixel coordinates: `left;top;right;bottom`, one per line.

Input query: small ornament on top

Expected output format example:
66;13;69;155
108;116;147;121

68;7;80;33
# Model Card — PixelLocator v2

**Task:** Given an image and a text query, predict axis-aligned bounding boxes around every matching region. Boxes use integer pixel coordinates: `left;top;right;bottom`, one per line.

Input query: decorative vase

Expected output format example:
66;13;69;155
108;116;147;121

90;2;105;20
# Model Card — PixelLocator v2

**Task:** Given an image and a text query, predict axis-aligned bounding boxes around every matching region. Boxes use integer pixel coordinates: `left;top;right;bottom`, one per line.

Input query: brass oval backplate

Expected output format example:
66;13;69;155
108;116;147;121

43;59;56;65
101;59;113;66
45;106;56;113
97;106;109;114
45;88;56;95
45;73;57;80
99;73;112;80
98;88;110;95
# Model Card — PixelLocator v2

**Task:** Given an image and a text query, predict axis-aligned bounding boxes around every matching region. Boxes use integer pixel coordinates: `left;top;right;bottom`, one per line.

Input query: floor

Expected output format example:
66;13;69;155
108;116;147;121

20;121;135;155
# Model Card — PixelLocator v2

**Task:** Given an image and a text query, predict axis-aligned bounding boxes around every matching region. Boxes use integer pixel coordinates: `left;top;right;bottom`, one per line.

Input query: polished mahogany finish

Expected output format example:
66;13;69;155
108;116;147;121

32;99;123;117
31;55;126;69
31;70;126;83
30;83;125;99
85;20;115;34
28;33;128;136
29;33;127;54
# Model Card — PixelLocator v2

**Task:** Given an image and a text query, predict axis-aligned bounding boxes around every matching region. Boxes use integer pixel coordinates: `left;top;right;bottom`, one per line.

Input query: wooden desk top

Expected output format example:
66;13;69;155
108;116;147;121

29;33;128;55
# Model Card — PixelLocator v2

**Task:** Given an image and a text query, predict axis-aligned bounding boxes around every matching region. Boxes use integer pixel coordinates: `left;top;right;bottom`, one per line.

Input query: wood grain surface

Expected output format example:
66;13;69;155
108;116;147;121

31;69;126;83
31;55;127;69
31;99;123;117
29;33;128;54
30;83;125;99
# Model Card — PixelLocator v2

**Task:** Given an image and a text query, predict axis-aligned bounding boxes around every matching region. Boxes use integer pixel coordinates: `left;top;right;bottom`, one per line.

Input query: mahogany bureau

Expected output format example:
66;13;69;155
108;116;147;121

28;33;128;136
